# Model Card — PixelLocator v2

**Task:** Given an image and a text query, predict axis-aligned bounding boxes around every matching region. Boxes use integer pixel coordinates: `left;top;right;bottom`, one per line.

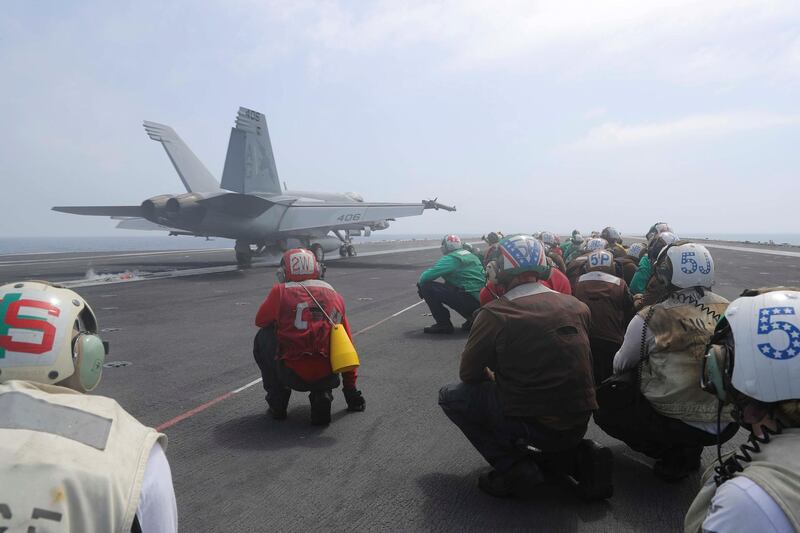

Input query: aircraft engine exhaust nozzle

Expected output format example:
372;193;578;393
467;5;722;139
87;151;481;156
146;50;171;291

141;194;174;222
165;193;206;223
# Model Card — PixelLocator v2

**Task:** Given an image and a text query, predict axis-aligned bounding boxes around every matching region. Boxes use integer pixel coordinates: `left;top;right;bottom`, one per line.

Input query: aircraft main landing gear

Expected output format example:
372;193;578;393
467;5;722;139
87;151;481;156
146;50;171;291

235;240;253;268
339;244;357;257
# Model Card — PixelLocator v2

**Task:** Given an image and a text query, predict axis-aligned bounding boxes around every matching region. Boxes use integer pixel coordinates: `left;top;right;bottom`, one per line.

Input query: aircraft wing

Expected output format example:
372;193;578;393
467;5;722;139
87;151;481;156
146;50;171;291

52;205;144;217
277;200;455;233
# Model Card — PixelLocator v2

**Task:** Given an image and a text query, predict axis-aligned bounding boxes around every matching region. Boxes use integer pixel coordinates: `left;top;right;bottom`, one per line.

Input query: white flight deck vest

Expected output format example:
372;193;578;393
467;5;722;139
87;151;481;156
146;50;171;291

0;380;166;533
685;429;800;532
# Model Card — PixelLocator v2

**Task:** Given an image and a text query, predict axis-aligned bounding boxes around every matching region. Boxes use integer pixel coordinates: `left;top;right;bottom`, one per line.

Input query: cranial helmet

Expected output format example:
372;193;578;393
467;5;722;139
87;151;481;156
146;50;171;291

703;291;800;404
627;242;646;259
646;222;672;242
655;242;714;290
539;231;557;247
647;231;679;262
601;227;622;244
0;281;107;393
441;234;462;254
278;248;321;282
582;238;608;253
586;250;615;274
494;234;550;283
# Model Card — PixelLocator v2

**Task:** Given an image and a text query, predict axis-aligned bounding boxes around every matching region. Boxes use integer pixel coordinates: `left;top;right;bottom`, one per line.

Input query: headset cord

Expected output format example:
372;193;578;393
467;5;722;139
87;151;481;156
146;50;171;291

713;419;784;486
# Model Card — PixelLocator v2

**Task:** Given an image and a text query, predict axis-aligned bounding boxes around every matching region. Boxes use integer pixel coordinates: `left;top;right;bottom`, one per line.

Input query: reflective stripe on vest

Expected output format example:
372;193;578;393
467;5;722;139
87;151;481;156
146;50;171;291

0;391;112;450
578;271;621;285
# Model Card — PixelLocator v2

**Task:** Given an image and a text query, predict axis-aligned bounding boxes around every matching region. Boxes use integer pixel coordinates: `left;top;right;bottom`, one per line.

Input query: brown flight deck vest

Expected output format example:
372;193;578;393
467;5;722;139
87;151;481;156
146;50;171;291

638;291;729;423
479;283;597;418
685;429;800;532
0;380;165;533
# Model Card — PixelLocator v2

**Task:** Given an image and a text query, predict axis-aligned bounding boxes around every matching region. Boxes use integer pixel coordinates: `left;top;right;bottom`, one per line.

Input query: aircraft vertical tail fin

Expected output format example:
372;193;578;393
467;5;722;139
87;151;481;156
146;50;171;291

220;107;282;194
143;121;220;193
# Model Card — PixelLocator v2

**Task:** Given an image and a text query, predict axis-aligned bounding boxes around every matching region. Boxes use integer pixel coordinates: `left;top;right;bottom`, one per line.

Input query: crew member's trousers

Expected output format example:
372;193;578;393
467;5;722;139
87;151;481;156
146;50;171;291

419;281;480;325
594;394;738;464
589;338;621;386
438;381;588;474
252;327;339;410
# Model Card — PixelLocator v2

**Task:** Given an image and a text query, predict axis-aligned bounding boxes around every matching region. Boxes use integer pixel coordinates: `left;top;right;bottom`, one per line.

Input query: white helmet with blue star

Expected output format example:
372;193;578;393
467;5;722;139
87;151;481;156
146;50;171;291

726;290;800;402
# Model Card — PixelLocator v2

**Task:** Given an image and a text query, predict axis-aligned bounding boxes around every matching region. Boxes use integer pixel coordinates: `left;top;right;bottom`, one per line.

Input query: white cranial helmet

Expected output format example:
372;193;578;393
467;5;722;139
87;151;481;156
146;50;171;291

0;281;106;392
660;243;714;289
441;234;462;254
725;291;800;402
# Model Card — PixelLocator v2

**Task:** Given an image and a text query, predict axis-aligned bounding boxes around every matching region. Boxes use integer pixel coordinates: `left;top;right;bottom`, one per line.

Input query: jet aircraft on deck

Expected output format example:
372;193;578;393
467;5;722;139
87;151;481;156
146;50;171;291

53;107;455;266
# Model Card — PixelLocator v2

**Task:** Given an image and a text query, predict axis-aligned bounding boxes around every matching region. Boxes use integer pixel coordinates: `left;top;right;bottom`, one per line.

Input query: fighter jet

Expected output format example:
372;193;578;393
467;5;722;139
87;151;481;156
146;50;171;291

53;107;455;266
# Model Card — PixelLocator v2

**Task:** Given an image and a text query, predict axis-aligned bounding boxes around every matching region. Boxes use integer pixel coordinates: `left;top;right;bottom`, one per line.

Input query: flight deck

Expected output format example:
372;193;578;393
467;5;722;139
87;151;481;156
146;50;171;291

1;240;799;531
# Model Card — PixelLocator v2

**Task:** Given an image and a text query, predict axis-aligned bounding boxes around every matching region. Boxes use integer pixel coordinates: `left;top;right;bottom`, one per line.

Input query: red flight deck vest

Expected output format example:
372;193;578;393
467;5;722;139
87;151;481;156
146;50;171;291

277;280;346;383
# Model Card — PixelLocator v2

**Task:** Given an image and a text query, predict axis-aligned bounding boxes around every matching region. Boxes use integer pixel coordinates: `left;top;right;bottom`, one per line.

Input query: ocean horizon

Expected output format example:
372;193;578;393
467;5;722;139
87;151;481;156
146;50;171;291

1;232;798;255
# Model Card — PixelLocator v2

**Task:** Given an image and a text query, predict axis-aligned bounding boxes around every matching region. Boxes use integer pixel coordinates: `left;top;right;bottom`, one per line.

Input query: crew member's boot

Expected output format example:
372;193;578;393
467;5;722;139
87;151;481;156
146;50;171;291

309;390;334;426
266;388;291;420
571;439;614;500
423;321;455;334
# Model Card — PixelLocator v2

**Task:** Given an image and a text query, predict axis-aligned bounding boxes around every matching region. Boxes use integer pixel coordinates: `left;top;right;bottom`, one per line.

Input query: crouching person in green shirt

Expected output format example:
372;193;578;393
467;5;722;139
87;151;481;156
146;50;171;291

417;235;485;334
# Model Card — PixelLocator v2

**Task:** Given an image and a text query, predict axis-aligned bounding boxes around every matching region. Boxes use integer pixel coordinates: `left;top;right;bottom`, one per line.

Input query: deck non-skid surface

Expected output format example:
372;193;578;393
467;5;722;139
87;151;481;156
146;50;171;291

1;241;798;531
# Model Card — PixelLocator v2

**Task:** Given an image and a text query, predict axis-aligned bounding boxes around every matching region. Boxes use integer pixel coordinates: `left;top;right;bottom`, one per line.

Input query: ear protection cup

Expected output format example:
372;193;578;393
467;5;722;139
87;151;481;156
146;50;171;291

276;268;286;283
702;318;734;402
62;334;106;392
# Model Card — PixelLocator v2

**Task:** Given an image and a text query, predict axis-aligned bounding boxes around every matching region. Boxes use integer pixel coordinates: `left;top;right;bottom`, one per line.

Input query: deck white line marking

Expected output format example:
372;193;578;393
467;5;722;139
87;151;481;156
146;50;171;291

155;297;424;430
701;244;800;258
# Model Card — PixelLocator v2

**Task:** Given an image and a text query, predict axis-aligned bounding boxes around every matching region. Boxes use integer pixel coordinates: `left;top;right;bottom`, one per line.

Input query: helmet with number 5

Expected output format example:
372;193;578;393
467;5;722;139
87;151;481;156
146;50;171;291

722;291;800;403
0;281;106;393
586;250;615;274
539;231;557;248
441;234;462;254
655;243;714;289
495;234;550;283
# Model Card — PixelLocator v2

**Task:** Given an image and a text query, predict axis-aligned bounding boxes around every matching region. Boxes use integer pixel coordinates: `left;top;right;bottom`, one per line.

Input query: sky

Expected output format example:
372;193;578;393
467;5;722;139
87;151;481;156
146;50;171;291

1;0;799;239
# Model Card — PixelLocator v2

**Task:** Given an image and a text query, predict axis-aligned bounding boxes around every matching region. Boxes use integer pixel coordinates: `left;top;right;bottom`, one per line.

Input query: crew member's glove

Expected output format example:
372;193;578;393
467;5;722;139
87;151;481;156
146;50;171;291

343;388;366;412
416;283;425;300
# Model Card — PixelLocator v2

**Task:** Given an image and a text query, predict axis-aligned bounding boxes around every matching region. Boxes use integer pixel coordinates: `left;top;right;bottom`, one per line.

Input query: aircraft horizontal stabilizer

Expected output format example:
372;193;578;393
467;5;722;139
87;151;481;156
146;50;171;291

198;193;274;217
115;218;171;231
52;205;144;217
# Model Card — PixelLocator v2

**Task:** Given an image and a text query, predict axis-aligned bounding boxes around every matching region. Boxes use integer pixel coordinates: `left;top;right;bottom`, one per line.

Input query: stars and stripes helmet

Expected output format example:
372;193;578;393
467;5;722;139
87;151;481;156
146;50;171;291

495;234;551;282
703;291;800;404
441;234;462;254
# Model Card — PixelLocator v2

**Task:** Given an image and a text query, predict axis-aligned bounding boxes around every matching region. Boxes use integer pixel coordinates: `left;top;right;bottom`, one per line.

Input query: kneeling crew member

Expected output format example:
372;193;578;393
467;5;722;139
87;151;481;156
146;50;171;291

685;287;800;532
0;281;177;533
573;249;634;384
596;243;737;481
418;235;484;334
254;249;365;425
439;235;608;498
